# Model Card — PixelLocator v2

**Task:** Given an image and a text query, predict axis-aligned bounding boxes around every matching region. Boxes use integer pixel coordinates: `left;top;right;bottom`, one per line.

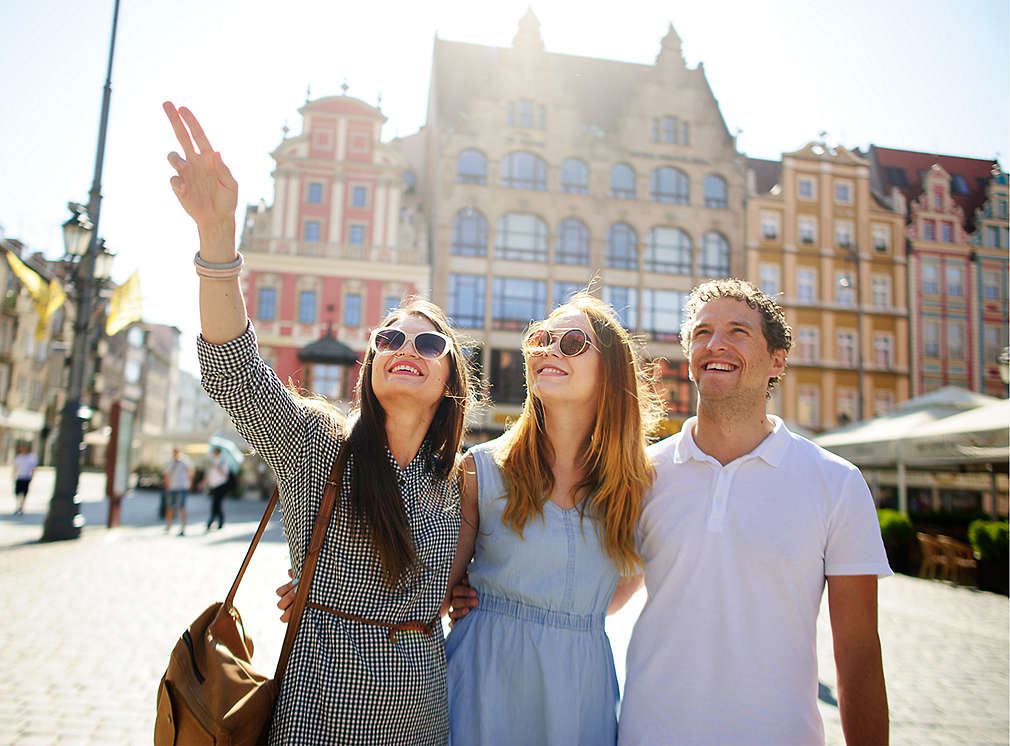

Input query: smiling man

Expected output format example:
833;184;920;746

619;279;891;746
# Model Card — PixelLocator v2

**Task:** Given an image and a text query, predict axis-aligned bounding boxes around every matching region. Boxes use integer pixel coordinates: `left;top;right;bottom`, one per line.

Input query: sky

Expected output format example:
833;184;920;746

1;0;1007;374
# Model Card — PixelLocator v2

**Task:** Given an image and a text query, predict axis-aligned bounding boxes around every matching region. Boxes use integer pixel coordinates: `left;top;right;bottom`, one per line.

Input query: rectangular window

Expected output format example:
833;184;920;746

307;182;323;204
492;277;546;330
759;264;780;296
941;221;953;243
923;320;940;357
490;349;526;404
921;263;939;295
923;219;936;241
987;226;1001;248
551;281;583;310
344;293;362;327
999;200;1008;219
934;186;943;209
797;386;820;428
518;100;534;128
796;327;819;362
761;212;780;240
662;116;677;144
836;388;858;425
871;274;891;307
798;216;817;245
384;295;400;314
351;186;367;208
874;333;893;369
835;182;852;204
835;271;855;306
298;290;317;324
797;178;815;200
448;274;485;328
349;225;365;246
602;286;638;330
984;325;1003;365
874;390;894;417
947;322;965;360
835;221;853;249
837;330;857;365
304;220;321;242
982;270;1001;300
872;225;890;252
797;267;818;302
945;266;964;297
641;289;686;342
257;287;276;321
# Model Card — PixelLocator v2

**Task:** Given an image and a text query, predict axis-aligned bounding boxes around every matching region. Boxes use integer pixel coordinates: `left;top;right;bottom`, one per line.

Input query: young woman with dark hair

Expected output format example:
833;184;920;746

163;102;474;745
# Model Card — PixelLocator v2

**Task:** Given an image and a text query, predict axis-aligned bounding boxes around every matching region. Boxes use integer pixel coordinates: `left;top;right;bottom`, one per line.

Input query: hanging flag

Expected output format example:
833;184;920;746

5;250;67;340
34;277;67;341
106;271;143;336
5;250;46;300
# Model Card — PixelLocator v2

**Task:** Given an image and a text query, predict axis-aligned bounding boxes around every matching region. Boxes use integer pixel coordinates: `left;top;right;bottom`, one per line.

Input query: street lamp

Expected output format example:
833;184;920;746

41;0;121;542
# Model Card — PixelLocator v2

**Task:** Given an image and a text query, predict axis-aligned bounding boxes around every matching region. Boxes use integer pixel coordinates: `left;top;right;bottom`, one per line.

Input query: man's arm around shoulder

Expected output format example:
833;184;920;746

827;574;889;745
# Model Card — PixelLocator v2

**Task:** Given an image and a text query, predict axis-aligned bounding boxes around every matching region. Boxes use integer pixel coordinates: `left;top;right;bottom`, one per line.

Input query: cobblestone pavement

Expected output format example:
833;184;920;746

0;468;1007;744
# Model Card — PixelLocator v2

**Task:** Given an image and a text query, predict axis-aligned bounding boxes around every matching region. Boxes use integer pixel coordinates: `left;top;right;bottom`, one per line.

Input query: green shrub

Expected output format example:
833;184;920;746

878;509;914;545
877;509;914;572
968;520;1009;561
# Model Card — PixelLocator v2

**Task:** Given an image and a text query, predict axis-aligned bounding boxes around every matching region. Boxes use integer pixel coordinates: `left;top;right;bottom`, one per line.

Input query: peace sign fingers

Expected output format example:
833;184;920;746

163;101;196;159
179;106;215;155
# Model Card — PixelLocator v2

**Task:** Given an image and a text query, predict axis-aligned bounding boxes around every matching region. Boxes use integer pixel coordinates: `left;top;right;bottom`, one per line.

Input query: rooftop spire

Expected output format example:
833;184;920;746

513;7;544;53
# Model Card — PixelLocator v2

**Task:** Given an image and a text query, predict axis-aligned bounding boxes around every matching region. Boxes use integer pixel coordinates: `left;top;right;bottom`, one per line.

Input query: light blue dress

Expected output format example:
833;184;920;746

446;437;621;746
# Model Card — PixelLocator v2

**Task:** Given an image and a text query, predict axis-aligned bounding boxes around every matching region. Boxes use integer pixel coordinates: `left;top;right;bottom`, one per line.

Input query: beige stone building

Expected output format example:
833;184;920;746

746;144;909;431
409;13;745;433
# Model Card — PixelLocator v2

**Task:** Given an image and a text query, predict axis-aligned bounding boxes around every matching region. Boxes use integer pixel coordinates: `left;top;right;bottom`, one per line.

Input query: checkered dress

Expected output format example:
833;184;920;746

198;323;460;745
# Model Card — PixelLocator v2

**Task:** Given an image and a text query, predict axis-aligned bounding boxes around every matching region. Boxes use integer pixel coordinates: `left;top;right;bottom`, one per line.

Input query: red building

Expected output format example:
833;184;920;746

238;93;429;401
869;147;1008;397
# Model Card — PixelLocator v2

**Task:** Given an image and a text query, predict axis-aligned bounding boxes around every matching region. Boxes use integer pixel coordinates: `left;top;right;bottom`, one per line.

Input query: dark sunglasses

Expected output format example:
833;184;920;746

370;328;451;359
522;327;597;357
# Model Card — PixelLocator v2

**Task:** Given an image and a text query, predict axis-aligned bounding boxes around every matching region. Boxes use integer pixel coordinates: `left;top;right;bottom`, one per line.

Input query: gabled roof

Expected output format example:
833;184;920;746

297;329;358;365
746;157;781;195
432;39;653;134
869;145;997;229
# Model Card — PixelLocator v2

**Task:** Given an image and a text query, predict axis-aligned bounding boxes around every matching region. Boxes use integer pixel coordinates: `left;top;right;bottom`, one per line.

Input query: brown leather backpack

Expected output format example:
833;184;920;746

154;463;339;745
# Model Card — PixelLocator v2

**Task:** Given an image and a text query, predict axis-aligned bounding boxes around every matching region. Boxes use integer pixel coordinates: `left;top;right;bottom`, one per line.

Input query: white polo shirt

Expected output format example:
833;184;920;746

619;416;891;746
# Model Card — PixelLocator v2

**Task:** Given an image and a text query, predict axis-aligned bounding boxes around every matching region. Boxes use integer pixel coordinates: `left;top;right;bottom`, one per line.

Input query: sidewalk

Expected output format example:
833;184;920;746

0;468;1007;744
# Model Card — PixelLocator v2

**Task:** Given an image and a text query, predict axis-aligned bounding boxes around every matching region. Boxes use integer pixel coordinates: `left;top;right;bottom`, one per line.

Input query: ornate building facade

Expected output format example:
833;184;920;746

869;147;1008;397
239;94;429;401
411;13;745;433
746;144;909;431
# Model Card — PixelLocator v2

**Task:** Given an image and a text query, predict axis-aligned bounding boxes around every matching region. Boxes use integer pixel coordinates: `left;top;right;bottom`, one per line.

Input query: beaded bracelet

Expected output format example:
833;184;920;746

194;251;244;279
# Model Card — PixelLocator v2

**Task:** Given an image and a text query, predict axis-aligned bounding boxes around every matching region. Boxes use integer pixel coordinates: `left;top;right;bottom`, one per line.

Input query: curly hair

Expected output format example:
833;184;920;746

680;278;792;396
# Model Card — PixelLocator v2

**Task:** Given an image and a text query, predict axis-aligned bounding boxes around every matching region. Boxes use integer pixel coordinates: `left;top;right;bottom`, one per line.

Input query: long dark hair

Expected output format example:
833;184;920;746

337;298;471;587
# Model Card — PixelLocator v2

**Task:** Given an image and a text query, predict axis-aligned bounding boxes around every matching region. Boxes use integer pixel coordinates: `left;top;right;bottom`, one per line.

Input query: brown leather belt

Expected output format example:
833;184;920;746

306;601;437;643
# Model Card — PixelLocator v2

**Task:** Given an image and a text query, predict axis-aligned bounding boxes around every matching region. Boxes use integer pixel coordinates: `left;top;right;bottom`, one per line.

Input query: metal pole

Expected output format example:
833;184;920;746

42;0;121;541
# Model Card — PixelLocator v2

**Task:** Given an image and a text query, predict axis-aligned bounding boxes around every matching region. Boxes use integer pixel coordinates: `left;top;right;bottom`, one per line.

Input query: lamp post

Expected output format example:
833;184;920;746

41;0;121;541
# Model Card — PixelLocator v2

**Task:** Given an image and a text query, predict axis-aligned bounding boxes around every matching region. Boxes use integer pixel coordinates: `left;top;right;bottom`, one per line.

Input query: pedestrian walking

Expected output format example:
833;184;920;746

201;446;229;531
12;442;38;515
163;447;192;536
163;101;475;744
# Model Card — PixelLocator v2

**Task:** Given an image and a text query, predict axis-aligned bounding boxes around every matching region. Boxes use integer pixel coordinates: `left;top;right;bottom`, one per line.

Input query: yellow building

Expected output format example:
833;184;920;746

746;144;909;431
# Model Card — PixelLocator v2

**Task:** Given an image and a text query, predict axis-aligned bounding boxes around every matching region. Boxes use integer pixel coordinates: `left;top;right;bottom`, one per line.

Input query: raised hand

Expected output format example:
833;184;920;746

163;102;238;233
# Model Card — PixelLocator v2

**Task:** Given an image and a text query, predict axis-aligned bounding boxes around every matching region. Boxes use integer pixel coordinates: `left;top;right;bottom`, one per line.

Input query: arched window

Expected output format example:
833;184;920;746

610;163;636;199
704;174;728;208
606;223;638;270
495;213;548;262
650;167;690;205
555;218;589;265
457;149;487;185
501;152;547;190
645;227;692;274
561;158;588;194
699;232;731;277
452;208;488;257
